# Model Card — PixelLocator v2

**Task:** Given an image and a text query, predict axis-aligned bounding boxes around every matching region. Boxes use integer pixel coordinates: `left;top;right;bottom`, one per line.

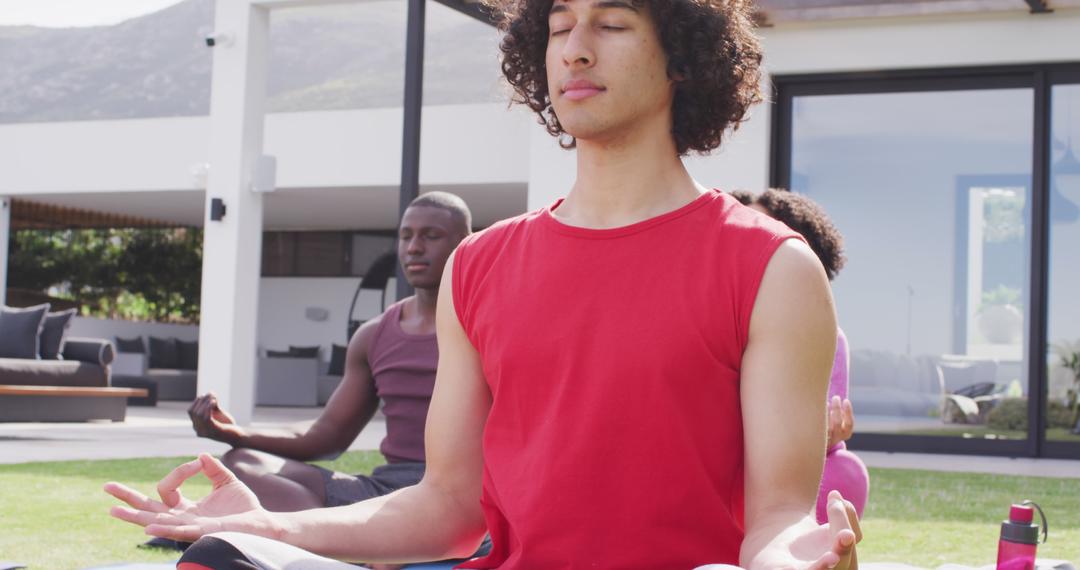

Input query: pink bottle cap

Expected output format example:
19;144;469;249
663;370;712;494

1009;504;1034;524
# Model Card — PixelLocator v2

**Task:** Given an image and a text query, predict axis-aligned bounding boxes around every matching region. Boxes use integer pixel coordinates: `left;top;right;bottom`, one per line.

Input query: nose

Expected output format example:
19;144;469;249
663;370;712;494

561;24;595;70
406;234;424;255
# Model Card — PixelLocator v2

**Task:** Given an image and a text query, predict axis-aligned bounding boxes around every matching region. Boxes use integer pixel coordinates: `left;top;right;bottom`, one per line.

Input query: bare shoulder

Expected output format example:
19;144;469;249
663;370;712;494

764;239;827;283
751;239;835;337
346;314;385;363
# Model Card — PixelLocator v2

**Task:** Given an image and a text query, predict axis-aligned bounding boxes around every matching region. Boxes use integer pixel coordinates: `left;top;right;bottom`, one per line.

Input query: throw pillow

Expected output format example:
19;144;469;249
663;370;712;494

148;336;179;369
39;308;77;360
0;304;50;359
288;345;320;358
266;349;295;358
327;343;347;377
114;336;146;353
176;339;199;370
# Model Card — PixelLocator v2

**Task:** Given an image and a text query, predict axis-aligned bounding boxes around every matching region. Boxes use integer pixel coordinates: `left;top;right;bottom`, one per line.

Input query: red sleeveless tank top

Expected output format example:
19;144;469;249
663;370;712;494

453;190;800;568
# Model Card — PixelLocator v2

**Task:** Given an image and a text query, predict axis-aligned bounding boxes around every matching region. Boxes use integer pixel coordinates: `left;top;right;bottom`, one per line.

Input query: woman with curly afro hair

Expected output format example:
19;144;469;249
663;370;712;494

731;188;869;527
108;2;861;569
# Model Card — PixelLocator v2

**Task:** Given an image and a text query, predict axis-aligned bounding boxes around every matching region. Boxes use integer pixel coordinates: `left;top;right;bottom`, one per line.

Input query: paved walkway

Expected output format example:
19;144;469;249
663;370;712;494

0;402;386;465
1;403;1077;478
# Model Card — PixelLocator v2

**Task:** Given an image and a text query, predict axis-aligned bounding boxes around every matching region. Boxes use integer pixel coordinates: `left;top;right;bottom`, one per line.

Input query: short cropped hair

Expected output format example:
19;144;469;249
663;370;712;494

482;0;764;156
731;189;847;281
408;191;473;235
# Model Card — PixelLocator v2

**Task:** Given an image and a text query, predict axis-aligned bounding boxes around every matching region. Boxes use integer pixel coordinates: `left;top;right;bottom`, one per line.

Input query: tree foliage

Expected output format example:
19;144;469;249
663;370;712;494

9;228;202;323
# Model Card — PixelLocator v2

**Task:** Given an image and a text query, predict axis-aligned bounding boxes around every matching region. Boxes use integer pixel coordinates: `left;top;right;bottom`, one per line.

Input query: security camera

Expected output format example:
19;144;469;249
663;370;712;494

204;32;232;48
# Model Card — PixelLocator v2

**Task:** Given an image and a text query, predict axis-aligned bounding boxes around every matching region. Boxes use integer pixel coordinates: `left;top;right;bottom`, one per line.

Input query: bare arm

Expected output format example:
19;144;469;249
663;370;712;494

188;320;382;461
271;252;489;561
737;240;857;568
116;250;490;563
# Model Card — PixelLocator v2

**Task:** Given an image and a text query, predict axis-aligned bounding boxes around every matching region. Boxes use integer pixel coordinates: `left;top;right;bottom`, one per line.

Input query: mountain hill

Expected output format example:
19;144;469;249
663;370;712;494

0;0;503;124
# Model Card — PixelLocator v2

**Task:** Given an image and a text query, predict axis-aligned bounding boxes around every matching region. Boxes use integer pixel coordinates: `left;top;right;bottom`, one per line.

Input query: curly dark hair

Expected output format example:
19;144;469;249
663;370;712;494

730;189;847;281
482;0;763;156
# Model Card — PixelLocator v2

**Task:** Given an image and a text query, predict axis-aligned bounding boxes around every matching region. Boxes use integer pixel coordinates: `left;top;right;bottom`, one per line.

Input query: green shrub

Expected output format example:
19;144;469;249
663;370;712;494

987;398;1075;431
987;398;1027;431
1048;400;1075;429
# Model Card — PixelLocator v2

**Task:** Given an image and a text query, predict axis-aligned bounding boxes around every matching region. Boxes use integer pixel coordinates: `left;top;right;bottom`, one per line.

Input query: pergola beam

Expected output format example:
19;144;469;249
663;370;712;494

10;199;174;230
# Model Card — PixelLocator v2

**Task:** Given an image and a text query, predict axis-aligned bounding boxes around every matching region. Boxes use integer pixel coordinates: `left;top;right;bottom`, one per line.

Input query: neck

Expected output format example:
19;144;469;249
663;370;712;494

412;287;438;318
556;120;704;229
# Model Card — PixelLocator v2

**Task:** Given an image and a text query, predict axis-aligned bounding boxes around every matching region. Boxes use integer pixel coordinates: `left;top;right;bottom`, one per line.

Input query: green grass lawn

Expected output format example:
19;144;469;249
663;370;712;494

0;452;1077;568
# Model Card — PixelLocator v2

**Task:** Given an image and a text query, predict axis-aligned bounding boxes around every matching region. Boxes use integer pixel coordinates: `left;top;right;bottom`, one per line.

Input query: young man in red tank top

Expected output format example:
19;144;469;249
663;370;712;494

107;1;862;568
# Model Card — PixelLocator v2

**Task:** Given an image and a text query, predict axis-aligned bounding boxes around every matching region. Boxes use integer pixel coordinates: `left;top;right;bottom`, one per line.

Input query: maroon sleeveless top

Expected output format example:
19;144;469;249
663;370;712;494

369;300;438;463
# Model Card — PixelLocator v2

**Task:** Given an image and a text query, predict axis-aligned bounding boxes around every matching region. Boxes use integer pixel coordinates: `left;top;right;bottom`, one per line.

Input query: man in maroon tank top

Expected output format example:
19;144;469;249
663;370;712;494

107;2;863;568
183;191;471;513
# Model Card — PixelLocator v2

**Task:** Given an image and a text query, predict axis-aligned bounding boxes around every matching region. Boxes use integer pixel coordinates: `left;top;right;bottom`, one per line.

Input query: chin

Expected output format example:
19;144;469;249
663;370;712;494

407;279;438;290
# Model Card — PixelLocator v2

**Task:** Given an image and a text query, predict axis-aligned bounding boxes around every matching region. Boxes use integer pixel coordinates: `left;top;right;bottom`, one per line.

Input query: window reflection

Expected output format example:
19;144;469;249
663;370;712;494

790;89;1034;439
1047;83;1080;442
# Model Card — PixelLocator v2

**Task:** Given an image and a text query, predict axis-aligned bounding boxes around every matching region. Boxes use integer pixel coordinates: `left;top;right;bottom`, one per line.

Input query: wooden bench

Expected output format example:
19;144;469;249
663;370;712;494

0;385;149;422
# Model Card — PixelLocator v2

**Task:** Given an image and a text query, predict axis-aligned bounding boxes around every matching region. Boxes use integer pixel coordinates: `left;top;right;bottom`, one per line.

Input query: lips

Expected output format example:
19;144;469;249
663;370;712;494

561;78;605;101
404;261;429;271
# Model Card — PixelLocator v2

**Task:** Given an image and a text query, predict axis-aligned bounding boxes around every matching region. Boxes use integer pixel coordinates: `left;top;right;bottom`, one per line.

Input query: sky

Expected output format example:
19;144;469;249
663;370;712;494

0;0;186;28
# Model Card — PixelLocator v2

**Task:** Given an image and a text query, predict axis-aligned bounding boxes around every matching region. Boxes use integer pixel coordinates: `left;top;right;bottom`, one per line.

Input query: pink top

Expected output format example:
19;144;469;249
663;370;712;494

369;300;438;463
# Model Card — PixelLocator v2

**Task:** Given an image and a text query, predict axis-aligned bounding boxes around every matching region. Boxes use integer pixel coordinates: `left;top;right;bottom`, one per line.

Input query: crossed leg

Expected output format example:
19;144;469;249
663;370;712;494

222;449;326;512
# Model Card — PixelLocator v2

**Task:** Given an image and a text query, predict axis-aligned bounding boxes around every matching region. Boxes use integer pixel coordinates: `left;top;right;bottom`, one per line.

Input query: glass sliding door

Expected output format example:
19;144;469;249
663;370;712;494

788;87;1034;447
1046;81;1080;453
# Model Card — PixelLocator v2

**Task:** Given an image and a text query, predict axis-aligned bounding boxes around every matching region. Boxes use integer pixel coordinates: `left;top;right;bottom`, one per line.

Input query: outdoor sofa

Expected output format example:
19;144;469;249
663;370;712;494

112;336;198;401
0;304;144;422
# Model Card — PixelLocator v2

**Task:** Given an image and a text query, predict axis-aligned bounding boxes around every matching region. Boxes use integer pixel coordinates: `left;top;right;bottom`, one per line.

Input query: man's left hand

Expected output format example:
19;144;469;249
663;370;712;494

747;491;861;570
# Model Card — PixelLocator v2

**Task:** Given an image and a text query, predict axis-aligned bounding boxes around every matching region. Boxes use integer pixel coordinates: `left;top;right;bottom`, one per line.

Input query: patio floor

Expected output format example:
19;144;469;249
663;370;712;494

1;403;1077;479
0;401;386;464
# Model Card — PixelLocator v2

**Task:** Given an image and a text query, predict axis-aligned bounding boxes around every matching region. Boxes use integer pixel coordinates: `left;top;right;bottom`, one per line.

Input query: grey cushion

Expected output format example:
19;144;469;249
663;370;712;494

0;357;106;387
327;343;347;376
289;345;320;358
176;339;199;370
62;338;115;367
148;336;178;369
0;304;50;359
114;336;145;353
266;349;295;358
39;309;77;360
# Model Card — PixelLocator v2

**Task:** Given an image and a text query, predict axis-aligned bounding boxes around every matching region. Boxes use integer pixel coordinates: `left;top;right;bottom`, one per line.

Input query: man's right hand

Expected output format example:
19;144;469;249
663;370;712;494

188;393;242;445
104;453;282;543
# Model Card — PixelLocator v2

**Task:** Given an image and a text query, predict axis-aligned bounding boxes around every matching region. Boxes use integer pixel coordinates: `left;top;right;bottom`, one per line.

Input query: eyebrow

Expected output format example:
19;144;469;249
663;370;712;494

549;1;639;16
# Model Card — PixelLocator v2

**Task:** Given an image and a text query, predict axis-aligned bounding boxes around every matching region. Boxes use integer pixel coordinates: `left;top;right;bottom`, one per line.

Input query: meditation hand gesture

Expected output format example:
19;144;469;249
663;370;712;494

104;453;277;543
826;396;855;449
746;491;862;570
188;393;241;444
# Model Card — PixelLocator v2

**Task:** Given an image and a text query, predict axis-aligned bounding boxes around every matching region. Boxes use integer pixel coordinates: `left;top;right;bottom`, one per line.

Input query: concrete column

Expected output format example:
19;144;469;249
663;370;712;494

0;197;9;307
196;1;269;425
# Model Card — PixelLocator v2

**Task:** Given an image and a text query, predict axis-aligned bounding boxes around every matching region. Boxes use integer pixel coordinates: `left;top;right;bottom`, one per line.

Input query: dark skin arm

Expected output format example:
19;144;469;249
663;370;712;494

187;317;382;462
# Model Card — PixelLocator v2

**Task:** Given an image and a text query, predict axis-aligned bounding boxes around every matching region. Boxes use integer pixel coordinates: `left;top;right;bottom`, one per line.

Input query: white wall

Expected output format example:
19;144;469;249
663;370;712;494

68;316;199;343
256;276;392;357
760;10;1080;74
0;103;530;196
67;277;391;360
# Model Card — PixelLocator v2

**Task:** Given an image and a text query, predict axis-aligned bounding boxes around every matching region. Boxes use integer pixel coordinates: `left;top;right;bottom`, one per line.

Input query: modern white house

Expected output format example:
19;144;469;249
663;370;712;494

1;0;1078;459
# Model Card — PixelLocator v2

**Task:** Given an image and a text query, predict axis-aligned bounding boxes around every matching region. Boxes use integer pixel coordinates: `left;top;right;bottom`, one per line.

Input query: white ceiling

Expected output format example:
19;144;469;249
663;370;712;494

20;183;528;231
